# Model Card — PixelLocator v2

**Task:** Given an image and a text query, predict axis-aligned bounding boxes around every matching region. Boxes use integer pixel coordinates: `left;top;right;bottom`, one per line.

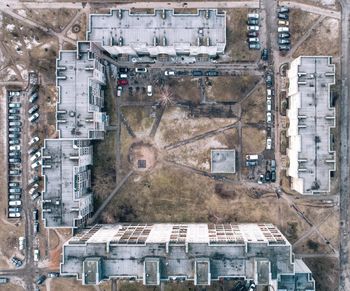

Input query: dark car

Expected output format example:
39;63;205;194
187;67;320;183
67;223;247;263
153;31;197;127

205;71;219;77
33;209;38;221
247;18;259;25
36;275;46;285
265;171;271;182
271;170;276;182
278;12;289;20
176;71;188;76
265;74;273;88
261;48;269;61
119;67;128;73
247;31;258;37
192;70;203;77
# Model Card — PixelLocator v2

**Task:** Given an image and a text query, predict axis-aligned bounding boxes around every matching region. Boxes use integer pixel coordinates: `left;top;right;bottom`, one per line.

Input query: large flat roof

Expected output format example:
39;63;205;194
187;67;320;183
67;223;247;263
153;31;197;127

287;56;336;194
87;9;226;56
61;224;293;286
41;139;93;227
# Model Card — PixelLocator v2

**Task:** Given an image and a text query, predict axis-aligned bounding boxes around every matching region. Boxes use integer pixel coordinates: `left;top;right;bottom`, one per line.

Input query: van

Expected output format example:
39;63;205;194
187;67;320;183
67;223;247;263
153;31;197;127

147;85;153;97
9;200;21;206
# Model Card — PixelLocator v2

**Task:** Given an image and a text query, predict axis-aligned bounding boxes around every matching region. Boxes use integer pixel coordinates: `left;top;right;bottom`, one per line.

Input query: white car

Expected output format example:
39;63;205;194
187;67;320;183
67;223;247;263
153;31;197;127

117;86;122;97
267;112;272;123
165;71;175;76
31;160;42;169
34;249;39;262
247;26;259;31
28;112;39;122
29;184;39;195
9;212;21;218
30;151;41;162
9;145;21;151
266;138;272;150
9;200;21;206
266;100;272;112
247;13;259;19
278;26;289;32
278;20;289;26
28;136;39;146
248;37;260;43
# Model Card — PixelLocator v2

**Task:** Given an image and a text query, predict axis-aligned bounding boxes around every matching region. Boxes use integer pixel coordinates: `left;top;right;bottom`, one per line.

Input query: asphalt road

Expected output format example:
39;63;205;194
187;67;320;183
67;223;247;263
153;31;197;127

338;1;350;290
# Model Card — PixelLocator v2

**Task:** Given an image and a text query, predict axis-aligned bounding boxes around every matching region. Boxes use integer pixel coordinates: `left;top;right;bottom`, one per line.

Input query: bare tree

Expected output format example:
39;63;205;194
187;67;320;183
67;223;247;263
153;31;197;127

159;85;174;107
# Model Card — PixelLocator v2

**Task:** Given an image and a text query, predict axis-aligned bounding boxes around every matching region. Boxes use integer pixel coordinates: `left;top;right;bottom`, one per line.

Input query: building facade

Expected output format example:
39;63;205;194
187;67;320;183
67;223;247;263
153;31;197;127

286;56;336;195
87;9;226;57
60;223;315;290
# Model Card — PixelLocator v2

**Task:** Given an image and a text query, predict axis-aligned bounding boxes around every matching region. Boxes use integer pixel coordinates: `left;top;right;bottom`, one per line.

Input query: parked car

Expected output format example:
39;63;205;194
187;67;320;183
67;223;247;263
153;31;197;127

192;70;203;77
265;74;273;88
9;151;20;157
0;277;9;284
135;68;148;73
266;99;272;111
8;127;21;132
266;112;272;123
247;31;259;37
258;174;264;184
261;48;269;61
8;109;19;114
28;146;39;155
28;175;39;185
278;38;290;45
29;112;39;122
119;67;128;73
147;85;153;97
8;115;20;120
36;275;46;285
266;138;272;150
265;171;271;182
31;160;42;169
247;25;259;31
29;184;39;195
9;194;21;200
9;158;21;164
34;222;39;234
248;37;259;43
249;42;261;50
271;160;276;171
9;169;21;176
29;92;38;103
9;121;22;127
28;104;39;115
9;140;20;145
31;192;41;201
10;257;22;268
117;79;128;86
9;200;21;206
8;207;21;213
247;13;259;19
247;18;259;25
117;86;122;97
164;70;175;76
10;145;21;151
9;133;20;139
8;212;21;218
278;6;289;13
279;44;291;51
277;26;289;32
278;32;290;38
9;188;21;194
278;12;289;20
33;209;38;221
28;136;40;146
8;103;21;108
271;170;276;182
47;272;60;278
205;71;219;77
9;182;19;187
30;151;41;162
278;20;289;26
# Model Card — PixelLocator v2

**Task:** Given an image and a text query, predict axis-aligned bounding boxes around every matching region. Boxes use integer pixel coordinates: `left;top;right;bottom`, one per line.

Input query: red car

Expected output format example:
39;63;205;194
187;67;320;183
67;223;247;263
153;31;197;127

117;79;128;86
